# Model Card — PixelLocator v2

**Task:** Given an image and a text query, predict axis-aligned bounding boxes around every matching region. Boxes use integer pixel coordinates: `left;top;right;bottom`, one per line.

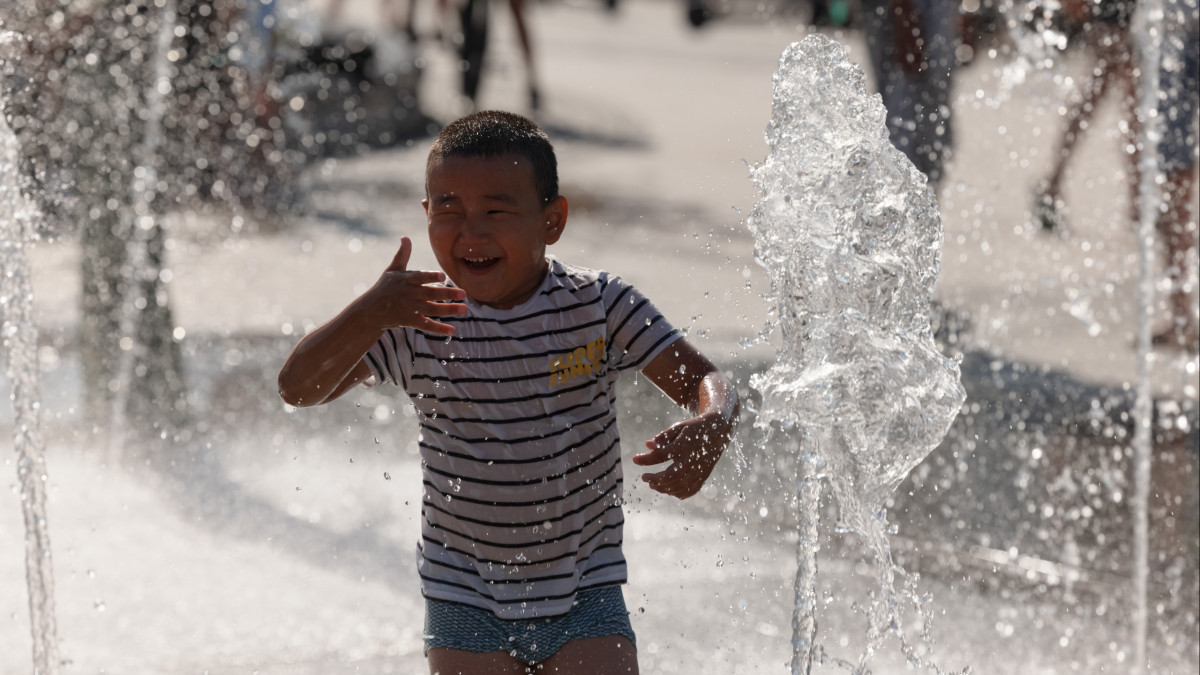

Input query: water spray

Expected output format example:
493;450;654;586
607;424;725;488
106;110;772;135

1;29;62;675
748;35;967;674
1130;1;1165;672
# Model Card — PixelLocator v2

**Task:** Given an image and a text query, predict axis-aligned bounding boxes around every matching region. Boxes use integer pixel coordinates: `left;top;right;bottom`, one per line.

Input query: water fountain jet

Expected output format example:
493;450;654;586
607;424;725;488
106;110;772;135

2;29;61;675
747;34;967;674
1129;1;1166;671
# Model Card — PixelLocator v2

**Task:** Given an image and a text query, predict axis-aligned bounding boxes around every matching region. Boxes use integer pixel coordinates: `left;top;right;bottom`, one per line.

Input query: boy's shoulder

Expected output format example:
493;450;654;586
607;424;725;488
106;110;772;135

546;258;651;308
548;257;615;292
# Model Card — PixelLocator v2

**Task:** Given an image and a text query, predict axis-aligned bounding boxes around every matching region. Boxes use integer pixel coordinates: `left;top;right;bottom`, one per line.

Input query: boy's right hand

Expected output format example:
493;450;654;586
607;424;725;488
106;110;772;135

367;237;467;336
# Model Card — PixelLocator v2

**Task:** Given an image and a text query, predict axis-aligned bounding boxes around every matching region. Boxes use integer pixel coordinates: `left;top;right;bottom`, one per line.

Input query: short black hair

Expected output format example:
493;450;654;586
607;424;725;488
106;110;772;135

427;110;559;204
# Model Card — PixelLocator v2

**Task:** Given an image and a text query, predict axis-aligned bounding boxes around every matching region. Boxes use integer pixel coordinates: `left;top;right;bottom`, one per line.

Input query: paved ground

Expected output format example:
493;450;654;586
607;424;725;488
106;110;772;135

6;0;1199;672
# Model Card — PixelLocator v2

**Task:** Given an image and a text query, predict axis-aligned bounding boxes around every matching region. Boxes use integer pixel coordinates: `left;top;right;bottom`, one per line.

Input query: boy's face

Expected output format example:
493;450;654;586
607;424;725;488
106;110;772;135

424;154;566;309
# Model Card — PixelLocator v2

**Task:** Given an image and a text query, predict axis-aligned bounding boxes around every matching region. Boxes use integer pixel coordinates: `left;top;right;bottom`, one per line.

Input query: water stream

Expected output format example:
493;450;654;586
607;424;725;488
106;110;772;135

747;35;967;674
1;30;61;675
1130;1;1165;671
998;2;1173;669
110;0;179;457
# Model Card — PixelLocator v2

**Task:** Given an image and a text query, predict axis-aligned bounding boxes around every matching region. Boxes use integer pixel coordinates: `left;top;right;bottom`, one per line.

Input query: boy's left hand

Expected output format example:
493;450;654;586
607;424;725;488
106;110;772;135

633;411;732;499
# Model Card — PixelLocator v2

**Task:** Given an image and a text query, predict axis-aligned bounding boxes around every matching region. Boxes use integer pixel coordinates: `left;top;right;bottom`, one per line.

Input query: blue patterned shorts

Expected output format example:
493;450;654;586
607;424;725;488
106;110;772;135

423;586;636;665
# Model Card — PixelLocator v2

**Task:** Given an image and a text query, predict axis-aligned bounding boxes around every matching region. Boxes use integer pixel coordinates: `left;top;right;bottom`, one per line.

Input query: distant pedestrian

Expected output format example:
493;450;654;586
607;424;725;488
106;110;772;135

231;0;280;124
861;0;959;190
1153;0;1199;350
809;0;852;27
687;0;713;27
1031;0;1138;234
323;0;413;36
505;0;542;110
451;0;544;111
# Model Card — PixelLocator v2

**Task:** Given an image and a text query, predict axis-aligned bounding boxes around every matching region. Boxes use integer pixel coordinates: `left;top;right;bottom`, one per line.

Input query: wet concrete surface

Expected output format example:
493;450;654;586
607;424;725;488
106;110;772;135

4;0;1199;671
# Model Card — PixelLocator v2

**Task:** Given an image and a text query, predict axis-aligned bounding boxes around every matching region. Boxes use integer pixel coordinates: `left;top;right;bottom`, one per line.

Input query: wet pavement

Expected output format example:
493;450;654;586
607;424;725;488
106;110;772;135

5;0;1199;672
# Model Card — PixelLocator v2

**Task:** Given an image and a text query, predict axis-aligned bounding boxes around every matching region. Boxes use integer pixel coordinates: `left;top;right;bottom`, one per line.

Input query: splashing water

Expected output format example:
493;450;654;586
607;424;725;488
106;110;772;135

1;30;62;675
110;0;178;456
1129;2;1166;671
747;35;967;674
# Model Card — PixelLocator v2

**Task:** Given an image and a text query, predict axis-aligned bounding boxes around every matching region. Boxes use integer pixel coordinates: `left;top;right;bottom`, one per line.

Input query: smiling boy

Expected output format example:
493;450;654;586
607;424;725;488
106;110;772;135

278;110;738;674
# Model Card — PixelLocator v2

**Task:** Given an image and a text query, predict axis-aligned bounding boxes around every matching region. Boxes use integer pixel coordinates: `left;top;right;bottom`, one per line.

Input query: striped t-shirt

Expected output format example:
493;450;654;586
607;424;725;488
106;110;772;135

363;257;681;619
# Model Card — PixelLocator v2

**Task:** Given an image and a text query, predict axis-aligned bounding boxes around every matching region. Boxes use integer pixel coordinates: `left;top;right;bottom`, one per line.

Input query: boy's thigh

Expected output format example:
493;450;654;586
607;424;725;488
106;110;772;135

427;647;528;675
535;635;639;674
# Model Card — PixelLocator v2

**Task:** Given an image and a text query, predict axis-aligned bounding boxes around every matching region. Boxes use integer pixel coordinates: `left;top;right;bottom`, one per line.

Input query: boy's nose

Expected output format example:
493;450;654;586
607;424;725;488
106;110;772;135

460;212;492;240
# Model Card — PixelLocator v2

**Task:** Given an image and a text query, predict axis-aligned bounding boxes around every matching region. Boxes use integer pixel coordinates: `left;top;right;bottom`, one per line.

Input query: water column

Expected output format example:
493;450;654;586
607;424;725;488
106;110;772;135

110;0;178;454
1130;1;1165;672
1;32;62;675
748;35;966;674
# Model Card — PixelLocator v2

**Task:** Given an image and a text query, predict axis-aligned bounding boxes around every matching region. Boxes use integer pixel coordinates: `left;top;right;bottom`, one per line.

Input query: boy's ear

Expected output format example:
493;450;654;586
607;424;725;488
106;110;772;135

543;196;567;245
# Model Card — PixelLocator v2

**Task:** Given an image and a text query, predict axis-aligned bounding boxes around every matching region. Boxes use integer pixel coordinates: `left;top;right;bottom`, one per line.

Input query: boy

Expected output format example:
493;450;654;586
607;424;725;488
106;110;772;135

277;110;739;674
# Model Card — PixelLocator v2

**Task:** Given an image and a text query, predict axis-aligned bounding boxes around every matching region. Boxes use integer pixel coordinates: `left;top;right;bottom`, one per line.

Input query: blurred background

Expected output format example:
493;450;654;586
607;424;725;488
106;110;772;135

1;0;1197;672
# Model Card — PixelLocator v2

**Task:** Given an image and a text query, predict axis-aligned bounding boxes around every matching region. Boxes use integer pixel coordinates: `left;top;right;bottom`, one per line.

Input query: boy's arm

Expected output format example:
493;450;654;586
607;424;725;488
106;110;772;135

277;237;467;407
633;338;739;499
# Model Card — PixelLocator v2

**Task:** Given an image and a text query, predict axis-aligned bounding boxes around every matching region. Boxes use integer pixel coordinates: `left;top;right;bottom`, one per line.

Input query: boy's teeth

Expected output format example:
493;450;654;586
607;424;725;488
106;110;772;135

464;256;496;269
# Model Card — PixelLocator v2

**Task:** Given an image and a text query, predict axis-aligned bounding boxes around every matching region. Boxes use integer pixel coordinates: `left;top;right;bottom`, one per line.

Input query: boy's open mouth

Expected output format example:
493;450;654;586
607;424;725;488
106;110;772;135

463;256;499;272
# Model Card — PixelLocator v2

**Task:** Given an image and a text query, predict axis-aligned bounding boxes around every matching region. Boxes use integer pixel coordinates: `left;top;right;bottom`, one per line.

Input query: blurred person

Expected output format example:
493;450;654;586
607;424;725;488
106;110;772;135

456;0;542;111
323;0;541;110
278;111;739;674
230;0;282;128
861;0;959;190
321;0;431;87
506;0;541;110
810;0;853;27
1153;0;1199;350
687;0;713;27
1032;0;1197;351
957;0;1006;62
1031;0;1137;233
324;0;414;35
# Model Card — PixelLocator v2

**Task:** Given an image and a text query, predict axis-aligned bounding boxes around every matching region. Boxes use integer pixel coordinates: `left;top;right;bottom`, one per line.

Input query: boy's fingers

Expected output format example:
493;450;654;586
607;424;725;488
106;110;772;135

642;466;700;499
632;440;669;466
641;470;666;491
633;421;693;466
410;280;465;301
417;318;458;337
649;422;685;448
385;237;412;272
422;300;468;317
402;270;446;285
